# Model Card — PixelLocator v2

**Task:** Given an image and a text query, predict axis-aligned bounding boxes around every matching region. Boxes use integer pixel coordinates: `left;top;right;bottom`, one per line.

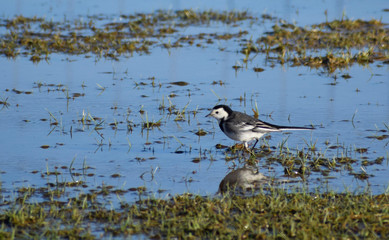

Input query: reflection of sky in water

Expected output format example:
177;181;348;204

0;0;388;200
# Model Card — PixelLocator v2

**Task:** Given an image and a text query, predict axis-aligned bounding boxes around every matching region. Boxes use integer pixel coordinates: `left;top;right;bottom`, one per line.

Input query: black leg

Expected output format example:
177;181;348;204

251;139;259;151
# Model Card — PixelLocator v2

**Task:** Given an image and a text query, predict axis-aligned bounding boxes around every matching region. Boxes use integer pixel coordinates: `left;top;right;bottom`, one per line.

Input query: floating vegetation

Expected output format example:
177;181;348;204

213;138;387;181
253;67;265;72
0;10;254;61
255;18;388;72
141;111;162;130
194;129;207;136
367;135;389;140
1;11;386;73
169;81;189;86
0;95;10;109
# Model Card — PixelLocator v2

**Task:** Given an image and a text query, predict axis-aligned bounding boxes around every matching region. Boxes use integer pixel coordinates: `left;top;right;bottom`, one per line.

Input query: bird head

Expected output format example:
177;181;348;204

206;105;232;122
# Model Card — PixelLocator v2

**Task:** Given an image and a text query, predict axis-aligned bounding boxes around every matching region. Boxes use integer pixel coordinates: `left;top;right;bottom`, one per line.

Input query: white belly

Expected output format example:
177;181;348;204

225;130;265;142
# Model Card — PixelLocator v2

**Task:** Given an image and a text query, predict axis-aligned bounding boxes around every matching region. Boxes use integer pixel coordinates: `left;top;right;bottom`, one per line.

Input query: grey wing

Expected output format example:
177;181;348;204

252;120;282;132
227;112;258;132
226;112;283;133
232;112;282;133
228;111;310;133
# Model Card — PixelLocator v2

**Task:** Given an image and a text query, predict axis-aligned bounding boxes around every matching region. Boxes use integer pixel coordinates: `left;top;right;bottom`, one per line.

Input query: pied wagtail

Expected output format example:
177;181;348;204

206;105;314;150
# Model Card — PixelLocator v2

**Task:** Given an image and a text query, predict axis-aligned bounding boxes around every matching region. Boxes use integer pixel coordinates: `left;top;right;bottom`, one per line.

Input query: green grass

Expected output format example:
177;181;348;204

0;186;388;239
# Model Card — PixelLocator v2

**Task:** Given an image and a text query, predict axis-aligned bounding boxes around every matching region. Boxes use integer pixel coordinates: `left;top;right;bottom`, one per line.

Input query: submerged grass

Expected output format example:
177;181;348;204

255;18;388;72
0;186;388;239
217;136;386;181
1;10;387;73
0;10;254;62
1;147;387;238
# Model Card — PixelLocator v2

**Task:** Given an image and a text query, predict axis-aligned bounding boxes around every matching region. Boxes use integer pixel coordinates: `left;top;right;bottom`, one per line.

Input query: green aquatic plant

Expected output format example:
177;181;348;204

0;95;10;109
255;18;388;72
0;10;254;62
0;185;388;239
1;11;386;73
141;111;162;130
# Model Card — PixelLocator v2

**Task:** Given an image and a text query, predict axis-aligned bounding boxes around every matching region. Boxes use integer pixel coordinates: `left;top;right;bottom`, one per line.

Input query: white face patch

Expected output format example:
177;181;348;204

207;107;229;121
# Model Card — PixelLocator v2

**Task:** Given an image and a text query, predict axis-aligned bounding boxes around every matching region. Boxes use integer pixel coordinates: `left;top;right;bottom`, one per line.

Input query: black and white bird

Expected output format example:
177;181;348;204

206;105;314;150
217;167;297;194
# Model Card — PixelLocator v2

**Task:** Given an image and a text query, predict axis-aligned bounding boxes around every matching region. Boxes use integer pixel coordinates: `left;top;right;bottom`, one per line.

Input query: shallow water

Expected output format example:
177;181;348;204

2;0;388;24
0;0;388;203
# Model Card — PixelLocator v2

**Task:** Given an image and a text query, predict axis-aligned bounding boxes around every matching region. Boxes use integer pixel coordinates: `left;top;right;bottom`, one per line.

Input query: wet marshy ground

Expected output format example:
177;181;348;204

0;1;388;238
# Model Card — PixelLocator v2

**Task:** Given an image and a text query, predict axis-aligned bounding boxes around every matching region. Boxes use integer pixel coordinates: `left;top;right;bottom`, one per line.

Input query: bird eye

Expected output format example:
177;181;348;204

215;111;219;114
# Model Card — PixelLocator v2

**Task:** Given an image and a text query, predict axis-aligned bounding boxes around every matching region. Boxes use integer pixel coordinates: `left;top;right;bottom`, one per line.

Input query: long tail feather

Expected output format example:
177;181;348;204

278;126;314;130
